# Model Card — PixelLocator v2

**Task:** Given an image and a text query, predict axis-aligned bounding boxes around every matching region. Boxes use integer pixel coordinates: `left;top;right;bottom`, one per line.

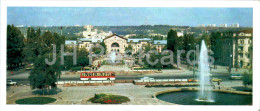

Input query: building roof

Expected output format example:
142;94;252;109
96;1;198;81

104;33;127;40
65;40;77;45
78;38;103;43
154;40;167;45
128;38;152;43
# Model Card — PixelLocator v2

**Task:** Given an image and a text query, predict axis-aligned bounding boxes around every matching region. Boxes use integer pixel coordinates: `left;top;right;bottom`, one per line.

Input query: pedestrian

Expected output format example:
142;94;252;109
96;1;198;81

11;71;13;75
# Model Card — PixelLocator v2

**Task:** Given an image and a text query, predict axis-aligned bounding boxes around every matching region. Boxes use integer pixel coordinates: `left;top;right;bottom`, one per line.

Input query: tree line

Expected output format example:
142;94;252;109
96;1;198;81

7;25;90;94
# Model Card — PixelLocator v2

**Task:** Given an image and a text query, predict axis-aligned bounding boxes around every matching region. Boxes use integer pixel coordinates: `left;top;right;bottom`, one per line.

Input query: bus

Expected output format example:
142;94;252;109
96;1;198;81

80;71;116;81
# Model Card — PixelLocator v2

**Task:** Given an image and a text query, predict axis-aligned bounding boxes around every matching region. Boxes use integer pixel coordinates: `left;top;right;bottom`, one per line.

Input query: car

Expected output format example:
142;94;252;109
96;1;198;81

140;77;155;80
230;74;243;80
211;78;222;82
188;78;199;82
7;80;17;86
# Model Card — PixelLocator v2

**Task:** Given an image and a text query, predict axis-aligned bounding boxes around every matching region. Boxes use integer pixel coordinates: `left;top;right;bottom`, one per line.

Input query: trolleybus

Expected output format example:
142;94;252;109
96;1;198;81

80;71;116;81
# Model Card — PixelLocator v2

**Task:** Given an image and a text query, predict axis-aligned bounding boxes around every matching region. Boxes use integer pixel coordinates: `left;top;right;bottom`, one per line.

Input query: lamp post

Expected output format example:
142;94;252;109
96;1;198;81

229;54;232;74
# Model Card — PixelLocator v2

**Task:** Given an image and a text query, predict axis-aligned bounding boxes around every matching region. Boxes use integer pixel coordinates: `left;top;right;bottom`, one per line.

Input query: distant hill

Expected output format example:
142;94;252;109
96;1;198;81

15;25;252;38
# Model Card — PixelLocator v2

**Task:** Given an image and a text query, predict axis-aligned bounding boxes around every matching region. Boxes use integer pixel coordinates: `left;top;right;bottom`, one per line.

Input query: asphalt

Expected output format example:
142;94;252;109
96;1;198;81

7;70;241;85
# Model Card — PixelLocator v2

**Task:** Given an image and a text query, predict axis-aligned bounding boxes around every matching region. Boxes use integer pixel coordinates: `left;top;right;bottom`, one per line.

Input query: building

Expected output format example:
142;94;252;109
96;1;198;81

230;23;240;28
82;25;112;39
219;29;252;68
65;40;77;47
177;31;184;37
68;33;167;55
65;25;168;58
198;24;205;27
207;24;216;27
219;24;228;27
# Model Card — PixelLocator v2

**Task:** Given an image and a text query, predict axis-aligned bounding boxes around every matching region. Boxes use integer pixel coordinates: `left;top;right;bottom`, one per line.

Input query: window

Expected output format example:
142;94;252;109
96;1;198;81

240;40;244;44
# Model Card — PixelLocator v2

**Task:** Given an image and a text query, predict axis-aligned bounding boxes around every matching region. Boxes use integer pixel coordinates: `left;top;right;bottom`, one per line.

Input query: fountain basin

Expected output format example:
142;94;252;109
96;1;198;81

155;88;252;105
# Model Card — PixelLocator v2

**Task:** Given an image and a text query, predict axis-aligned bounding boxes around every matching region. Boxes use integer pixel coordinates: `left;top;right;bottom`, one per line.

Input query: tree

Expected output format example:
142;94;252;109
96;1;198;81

210;31;222;68
28;29;65;90
7;25;25;69
23;28;38;64
125;45;133;55
100;41;107;54
243;70;252;87
248;41;253;69
77;48;89;68
29;55;59;95
167;29;178;53
167;29;180;67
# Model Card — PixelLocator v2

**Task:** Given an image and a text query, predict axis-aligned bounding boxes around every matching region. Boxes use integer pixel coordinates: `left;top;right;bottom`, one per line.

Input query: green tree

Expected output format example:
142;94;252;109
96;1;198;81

29;55;59;95
7;25;25;69
77;47;89;68
100;41;107;54
248;41;253;69
210;31;222;68
28;29;65;90
167;29;180;67
125;45;133;55
242;70;253;87
167;29;178;53
23;28;38;64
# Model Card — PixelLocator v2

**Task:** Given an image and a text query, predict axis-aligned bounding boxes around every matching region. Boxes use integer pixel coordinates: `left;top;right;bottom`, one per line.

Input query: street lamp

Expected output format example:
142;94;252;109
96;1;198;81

229;54;232;74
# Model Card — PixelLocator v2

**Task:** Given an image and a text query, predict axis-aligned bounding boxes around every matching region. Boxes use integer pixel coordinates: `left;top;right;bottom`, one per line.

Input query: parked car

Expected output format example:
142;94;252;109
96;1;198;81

140;77;155;80
230;74;243;80
7;80;17;86
211;78;222;82
188;78;199;82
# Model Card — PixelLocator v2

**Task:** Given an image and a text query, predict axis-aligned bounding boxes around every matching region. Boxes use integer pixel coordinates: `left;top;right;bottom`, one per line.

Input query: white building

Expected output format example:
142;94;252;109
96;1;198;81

198;24;205;27
219;24;228;27
207;24;216;27
82;25;112;39
230;23;239;28
177;31;184;37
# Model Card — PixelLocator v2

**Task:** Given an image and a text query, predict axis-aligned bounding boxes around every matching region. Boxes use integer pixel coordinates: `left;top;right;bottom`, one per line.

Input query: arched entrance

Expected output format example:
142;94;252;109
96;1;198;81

111;42;120;52
111;43;119;47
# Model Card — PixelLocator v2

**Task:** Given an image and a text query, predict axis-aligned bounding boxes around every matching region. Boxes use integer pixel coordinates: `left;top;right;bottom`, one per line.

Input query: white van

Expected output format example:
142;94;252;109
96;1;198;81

230;74;243;80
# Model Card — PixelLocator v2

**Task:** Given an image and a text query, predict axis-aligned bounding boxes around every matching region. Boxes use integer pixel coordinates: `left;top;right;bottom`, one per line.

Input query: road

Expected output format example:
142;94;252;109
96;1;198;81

7;71;242;85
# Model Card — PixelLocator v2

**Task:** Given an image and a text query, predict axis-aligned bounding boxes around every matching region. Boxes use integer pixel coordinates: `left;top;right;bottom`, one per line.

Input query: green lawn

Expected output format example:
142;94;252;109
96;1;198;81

15;97;56;104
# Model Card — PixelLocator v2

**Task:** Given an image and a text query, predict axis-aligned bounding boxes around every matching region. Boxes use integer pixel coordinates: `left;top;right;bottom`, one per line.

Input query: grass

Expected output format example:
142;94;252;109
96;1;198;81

15;97;56;104
89;93;130;104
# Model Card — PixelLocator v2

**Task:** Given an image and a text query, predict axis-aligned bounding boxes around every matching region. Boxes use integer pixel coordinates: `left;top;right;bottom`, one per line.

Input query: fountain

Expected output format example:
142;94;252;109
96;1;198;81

195;40;214;102
155;40;252;105
110;51;116;63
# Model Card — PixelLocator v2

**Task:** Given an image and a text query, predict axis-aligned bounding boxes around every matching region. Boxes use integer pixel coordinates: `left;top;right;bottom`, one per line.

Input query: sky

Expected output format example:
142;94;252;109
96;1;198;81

7;7;253;27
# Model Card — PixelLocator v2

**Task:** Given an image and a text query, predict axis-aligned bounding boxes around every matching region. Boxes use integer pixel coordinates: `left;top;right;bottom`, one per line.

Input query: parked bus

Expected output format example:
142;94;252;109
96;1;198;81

80;71;116;81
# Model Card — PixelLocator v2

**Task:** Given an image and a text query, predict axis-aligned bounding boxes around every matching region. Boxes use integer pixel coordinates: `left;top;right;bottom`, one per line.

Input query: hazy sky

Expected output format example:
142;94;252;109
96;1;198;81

7;7;253;27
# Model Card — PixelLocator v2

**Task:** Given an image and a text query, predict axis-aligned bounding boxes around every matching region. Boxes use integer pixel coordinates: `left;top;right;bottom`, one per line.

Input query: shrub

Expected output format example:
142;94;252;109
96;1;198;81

89;93;130;104
15;97;56;104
